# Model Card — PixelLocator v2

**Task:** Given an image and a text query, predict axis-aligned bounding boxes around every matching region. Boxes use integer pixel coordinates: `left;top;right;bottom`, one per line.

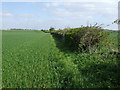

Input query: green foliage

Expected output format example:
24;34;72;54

41;29;50;33
2;30;119;88
51;26;109;52
114;19;120;24
49;27;55;32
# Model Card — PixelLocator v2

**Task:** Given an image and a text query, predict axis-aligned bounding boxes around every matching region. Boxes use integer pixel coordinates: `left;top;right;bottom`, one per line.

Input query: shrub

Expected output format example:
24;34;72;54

41;30;50;33
49;27;55;32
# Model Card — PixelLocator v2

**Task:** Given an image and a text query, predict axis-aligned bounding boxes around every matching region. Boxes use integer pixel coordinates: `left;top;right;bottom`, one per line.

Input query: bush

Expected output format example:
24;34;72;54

41;30;50;33
49;27;55;32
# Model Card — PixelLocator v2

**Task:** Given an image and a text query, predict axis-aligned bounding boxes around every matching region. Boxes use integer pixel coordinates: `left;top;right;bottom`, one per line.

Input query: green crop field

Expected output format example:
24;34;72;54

2;30;119;88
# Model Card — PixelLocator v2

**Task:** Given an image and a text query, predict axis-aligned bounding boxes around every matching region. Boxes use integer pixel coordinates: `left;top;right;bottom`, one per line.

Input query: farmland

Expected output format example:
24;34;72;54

2;30;119;88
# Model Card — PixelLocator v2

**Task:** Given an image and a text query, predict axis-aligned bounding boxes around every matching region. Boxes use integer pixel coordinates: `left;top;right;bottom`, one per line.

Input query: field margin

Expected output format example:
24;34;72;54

0;1;2;89
0;30;2;89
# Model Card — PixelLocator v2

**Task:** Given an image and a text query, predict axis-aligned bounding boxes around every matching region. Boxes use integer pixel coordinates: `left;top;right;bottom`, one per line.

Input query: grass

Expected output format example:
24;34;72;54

2;30;119;88
0;30;2;89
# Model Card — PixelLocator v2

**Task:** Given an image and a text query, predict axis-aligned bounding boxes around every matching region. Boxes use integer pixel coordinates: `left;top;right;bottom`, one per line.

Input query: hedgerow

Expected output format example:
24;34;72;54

51;26;109;52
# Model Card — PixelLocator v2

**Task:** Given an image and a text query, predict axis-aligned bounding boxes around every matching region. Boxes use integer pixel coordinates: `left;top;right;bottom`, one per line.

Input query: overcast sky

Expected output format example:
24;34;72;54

0;0;119;30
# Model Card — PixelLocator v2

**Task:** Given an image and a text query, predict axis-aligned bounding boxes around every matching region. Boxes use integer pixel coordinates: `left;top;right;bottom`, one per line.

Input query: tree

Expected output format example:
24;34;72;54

49;27;55;32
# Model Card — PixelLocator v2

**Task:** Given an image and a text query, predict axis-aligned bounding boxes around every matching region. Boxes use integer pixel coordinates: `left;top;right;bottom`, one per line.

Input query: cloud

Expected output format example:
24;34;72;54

49;2;117;19
41;2;118;29
44;2;61;7
18;13;37;17
0;12;13;17
1;11;37;18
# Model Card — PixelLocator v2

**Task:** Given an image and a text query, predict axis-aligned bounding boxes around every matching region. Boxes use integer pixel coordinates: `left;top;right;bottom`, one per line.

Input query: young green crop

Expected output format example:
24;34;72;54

2;30;119;88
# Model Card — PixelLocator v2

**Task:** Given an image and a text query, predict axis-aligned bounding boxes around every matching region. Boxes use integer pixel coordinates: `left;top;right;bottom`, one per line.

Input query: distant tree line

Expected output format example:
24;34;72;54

10;28;32;30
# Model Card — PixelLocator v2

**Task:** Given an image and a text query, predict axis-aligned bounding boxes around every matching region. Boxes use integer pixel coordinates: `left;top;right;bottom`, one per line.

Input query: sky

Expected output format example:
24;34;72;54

0;0;119;30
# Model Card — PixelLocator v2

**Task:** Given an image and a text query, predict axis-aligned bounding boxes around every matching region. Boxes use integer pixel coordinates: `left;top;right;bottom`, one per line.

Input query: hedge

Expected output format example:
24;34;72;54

51;26;109;52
